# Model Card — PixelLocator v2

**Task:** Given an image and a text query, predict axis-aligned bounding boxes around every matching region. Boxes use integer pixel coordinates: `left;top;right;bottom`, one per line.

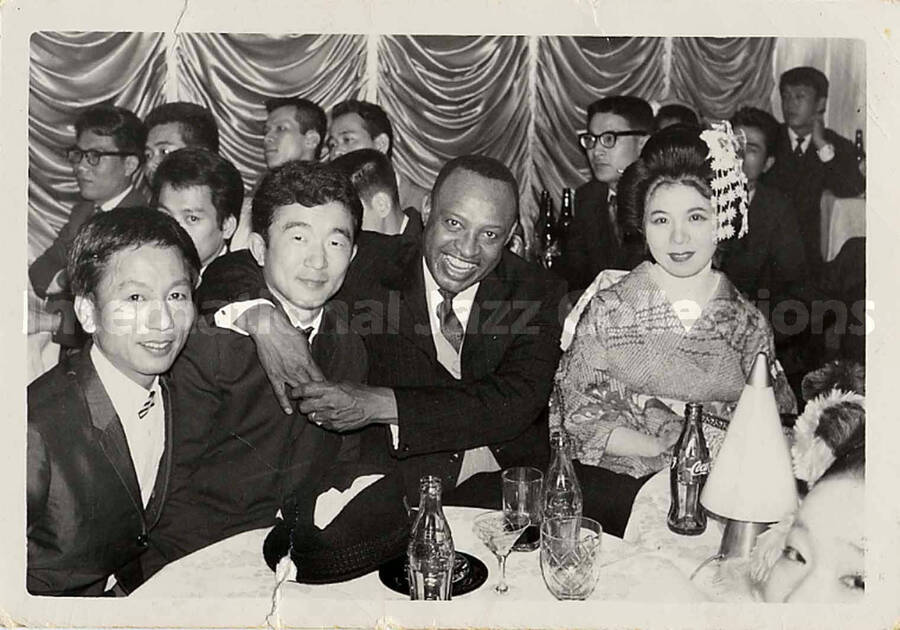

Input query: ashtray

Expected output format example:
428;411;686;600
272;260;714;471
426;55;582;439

378;551;488;597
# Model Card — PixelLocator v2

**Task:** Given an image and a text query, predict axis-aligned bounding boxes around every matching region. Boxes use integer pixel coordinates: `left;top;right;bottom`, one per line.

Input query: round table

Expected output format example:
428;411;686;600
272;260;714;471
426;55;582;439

134;506;708;603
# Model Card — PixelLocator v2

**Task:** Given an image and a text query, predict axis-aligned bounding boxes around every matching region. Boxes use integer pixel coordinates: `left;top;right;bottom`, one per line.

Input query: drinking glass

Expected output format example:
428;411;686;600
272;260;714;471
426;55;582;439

472;511;528;594
501;466;543;552
539;516;603;600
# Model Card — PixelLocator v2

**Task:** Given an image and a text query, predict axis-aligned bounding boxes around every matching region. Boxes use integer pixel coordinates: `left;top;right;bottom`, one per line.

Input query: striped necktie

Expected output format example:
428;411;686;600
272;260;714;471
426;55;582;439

436;289;464;353
794;136;806;159
138;390;156;420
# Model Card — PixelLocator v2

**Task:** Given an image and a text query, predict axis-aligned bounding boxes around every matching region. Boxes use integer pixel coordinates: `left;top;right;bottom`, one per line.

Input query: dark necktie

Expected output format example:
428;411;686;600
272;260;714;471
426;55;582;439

607;194;621;245
794;136;806;159
436;289;464;353
138;390;156;420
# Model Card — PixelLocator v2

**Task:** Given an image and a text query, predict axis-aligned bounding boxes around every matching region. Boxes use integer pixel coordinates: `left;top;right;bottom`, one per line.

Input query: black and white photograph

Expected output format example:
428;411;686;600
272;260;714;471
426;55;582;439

3;1;899;628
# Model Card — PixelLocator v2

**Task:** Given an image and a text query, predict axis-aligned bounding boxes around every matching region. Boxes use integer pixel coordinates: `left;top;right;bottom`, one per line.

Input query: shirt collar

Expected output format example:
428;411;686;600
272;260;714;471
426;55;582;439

421;257;479;328
266;283;324;340
200;244;229;278
399;213;409;234
98;185;134;212
90;343;159;421
787;127;810;152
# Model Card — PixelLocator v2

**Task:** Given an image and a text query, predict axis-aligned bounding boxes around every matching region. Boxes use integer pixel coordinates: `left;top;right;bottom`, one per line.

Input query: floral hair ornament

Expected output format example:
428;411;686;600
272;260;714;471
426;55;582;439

791;388;865;487
700;121;750;241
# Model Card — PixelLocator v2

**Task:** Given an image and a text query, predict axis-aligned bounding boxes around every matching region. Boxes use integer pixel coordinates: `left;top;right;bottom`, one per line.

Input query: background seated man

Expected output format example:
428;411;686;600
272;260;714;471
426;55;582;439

198;155;567;503
27;208;199;596
327;99;429;215
152;148;244;278
331;147;421;238
230;97;327;250
143;101;220;184
29;104;148;354
134;161;374;586
764;66;865;272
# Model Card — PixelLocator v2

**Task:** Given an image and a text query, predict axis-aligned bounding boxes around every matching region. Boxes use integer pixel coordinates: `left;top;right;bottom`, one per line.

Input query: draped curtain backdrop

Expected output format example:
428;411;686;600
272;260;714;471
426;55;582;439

29;34;862;264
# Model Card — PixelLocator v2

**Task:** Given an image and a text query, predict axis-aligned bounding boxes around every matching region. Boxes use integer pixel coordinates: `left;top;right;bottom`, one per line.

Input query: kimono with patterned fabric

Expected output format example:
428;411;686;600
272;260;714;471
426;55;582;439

550;262;797;478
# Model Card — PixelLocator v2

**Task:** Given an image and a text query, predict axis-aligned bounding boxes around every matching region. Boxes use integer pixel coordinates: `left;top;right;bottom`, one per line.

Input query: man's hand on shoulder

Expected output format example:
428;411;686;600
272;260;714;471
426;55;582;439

241;304;325;414
293;381;398;432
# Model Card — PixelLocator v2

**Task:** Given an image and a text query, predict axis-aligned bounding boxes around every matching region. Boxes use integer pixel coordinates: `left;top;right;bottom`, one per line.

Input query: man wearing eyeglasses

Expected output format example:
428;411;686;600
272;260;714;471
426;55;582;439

29;104;148;300
556;96;653;293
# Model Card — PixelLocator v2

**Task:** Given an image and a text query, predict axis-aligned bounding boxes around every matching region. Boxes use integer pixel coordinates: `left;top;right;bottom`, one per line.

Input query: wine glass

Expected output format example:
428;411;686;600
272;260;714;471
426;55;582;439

472;511;528;594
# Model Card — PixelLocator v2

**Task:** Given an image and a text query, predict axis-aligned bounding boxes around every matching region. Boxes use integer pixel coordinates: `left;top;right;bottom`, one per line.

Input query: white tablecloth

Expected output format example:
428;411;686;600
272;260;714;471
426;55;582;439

134;505;708;603
821;192;865;262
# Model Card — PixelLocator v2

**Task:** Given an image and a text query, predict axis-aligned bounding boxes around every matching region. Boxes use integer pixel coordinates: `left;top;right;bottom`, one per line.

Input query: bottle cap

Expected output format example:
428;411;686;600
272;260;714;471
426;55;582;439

746;352;772;388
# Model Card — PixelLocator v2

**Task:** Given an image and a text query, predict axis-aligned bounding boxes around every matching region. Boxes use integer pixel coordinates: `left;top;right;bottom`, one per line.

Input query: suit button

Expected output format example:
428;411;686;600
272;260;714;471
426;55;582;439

136;533;149;548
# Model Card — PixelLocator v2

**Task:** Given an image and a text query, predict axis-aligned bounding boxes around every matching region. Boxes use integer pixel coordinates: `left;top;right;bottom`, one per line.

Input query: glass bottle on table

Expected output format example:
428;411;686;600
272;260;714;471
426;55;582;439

557;188;574;254
667;402;710;535
407;475;455;600
539;189;557;268
542;430;583;519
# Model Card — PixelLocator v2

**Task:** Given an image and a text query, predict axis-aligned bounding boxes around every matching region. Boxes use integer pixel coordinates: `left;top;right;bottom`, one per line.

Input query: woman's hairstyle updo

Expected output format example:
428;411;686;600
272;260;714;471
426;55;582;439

618;124;714;236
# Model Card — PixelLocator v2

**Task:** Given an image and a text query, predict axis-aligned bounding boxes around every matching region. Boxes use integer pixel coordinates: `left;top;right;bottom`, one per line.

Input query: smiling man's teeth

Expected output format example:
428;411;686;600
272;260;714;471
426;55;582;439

445;255;476;272
142;341;170;350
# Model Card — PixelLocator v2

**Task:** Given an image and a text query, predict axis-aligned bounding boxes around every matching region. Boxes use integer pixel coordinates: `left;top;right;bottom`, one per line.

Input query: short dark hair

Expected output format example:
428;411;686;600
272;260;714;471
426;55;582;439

586;96;654;132
151;148;244;229
331;148;400;210
330;100;394;158
68;207;201;298
655;104;699;130
618;124;713;235
75;104;146;157
144;101;220;153
431;155;519;218
264;97;327;156
251;161;363;244
731;106;779;157
779;66;829;100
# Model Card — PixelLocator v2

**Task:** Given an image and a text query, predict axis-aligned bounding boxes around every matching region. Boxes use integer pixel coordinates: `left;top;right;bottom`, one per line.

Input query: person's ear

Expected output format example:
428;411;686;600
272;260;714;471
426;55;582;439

248;232;267;267
124;155;141;178
815;97;827;116
421;194;432;225
637;134;650;152
373;133;390;155
74;294;97;334
221;215;238;240
304;130;321;152
370;191;392;219
763;155;775;173
350;243;358;263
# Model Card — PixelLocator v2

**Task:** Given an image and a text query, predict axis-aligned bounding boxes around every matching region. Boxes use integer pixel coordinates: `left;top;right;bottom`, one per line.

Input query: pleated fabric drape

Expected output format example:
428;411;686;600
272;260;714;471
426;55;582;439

28;34;783;263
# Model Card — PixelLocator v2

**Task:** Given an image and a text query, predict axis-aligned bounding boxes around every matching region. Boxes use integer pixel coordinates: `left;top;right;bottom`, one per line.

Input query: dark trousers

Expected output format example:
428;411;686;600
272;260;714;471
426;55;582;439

443;464;651;539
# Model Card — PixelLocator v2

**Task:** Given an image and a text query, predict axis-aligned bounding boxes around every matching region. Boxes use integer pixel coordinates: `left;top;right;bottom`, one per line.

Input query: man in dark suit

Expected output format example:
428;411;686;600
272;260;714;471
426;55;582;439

135;161;375;584
331;147;422;238
29;105;148;300
198;156;566;502
27;208;200;596
763;66;865;272
557;96;653;293
143;101;220;184
326;99;429;214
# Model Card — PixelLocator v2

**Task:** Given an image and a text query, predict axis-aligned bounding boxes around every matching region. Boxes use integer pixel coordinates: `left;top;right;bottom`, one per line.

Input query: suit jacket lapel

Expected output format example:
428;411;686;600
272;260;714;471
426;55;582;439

143;379;173;527
461;255;515;378
72;347;144;518
384;245;438;365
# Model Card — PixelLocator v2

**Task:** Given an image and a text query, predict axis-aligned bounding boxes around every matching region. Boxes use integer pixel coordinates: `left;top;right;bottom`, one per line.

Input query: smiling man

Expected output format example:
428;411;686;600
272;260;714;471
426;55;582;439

27;208;199;596
197;155;567;504
132;161;372;586
556;96;654;293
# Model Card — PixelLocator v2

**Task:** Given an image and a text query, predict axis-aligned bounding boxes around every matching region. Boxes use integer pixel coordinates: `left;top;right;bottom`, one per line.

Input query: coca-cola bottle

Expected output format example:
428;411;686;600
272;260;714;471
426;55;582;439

542;430;583;519
667;403;710;535
557;188;574;253
407;476;455;600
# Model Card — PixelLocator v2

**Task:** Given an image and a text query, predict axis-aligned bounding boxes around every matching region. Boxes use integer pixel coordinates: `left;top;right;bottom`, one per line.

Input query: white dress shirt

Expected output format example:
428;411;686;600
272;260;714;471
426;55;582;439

98;185;135;212
90;344;165;508
214;287;322;344
787;126;835;162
